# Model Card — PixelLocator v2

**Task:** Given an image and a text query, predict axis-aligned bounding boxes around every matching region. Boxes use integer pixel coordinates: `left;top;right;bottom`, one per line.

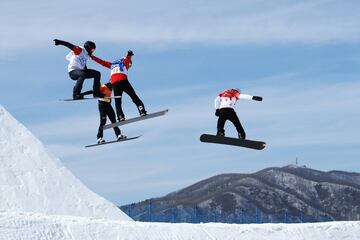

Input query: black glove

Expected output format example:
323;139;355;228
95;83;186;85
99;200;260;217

127;50;134;56
215;109;220;117
53;39;74;50
252;96;263;101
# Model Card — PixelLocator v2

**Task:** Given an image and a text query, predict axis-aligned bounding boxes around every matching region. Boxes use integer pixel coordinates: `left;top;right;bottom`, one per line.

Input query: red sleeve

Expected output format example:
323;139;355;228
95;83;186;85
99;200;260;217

72;46;82;55
123;56;132;69
91;55;112;69
232;90;239;100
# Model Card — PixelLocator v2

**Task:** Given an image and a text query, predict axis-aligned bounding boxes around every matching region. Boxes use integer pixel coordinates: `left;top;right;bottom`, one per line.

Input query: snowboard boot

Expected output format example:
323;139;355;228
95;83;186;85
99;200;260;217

73;93;84;100
238;133;246;140
138;106;147;116
216;130;225;137
238;132;246;139
117;134;127;141
97;137;106;144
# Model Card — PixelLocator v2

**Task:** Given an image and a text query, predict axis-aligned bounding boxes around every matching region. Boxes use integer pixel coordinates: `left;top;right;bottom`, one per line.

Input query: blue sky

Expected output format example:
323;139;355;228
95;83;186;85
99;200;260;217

1;0;360;205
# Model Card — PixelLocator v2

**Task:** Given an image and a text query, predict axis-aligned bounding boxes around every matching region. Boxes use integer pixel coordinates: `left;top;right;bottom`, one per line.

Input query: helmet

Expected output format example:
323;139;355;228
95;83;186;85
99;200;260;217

232;88;241;93
105;82;113;90
84;41;96;54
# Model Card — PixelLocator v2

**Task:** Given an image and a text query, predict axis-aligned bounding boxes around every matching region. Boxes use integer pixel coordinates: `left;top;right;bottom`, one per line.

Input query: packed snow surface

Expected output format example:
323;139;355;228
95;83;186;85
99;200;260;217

0;211;359;240
0;105;130;221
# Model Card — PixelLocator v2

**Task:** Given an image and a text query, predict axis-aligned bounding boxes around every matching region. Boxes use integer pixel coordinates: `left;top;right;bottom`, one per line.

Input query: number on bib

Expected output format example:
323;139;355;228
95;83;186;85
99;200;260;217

111;67;120;74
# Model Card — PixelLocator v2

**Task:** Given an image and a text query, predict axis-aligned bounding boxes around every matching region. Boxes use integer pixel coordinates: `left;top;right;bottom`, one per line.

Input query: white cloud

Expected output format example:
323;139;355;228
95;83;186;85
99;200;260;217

1;0;360;54
29;114;97;139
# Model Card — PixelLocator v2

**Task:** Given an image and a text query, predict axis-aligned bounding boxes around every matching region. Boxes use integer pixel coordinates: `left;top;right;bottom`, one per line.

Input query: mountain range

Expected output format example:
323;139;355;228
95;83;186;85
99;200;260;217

121;165;360;222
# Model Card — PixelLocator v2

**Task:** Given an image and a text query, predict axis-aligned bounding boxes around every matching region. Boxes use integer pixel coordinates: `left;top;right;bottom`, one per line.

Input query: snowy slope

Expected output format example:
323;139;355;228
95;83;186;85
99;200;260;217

0;105;131;221
0;211;359;240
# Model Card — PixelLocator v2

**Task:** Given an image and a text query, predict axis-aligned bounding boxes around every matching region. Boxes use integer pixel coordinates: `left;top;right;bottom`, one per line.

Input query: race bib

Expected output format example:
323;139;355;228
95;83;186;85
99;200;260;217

111;66;121;74
111;60;127;75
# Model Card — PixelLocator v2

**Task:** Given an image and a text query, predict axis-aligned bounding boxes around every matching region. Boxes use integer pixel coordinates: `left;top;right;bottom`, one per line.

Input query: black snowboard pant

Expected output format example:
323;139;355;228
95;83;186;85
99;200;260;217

69;69;101;97
97;101;121;139
217;108;246;139
113;79;146;119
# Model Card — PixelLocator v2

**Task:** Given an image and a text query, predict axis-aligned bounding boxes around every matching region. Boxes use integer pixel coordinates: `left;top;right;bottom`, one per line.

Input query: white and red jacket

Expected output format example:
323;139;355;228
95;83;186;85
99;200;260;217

65;46;90;72
91;55;132;84
214;89;253;110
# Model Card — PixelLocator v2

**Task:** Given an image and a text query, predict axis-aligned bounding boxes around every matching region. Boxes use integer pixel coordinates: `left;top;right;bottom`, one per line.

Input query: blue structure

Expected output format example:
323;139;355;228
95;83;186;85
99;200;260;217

120;203;334;224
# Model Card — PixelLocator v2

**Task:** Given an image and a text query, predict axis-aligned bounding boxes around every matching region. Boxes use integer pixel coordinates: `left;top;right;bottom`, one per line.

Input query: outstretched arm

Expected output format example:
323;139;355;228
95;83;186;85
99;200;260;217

91;55;112;69
122;55;133;70
54;39;83;55
239;94;262;101
53;39;75;50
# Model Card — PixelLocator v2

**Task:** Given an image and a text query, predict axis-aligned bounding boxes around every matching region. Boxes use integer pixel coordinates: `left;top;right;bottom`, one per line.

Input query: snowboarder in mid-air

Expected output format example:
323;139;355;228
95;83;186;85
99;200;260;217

214;88;262;139
200;88;265;150
91;50;147;121
95;82;127;144
54;39;101;100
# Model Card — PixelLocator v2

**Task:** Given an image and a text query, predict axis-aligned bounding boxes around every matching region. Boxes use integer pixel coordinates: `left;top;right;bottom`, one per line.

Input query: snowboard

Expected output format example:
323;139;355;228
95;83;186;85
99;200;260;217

200;134;266;150
103;109;169;130
60;90;121;101
60;96;122;101
85;135;141;148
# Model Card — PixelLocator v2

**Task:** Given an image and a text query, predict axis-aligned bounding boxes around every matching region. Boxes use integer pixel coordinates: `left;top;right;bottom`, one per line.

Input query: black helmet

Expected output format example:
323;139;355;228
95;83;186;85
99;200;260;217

84;41;96;54
105;82;113;90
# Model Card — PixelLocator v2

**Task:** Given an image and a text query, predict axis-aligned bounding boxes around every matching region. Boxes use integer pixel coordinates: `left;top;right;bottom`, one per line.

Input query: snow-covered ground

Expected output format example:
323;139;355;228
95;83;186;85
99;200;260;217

0;105;130;221
1;104;359;240
0;211;359;240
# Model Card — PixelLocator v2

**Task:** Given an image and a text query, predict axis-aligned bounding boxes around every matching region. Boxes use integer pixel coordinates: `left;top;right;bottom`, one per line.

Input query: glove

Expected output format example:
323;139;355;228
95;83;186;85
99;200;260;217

252;96;263;101
215;109;220;117
54;39;60;46
127;50;134;56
